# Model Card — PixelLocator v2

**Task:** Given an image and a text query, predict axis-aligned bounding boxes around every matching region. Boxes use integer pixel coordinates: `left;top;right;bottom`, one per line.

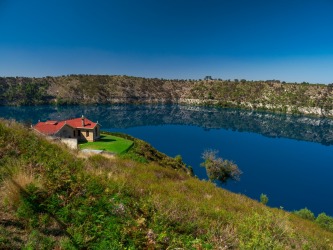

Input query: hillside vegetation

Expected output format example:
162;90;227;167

1;119;333;249
1;75;333;117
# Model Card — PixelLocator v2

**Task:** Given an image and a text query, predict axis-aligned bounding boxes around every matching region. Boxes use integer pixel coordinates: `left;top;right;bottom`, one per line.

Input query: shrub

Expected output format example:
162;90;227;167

293;208;315;221
294;208;333;232
174;155;183;164
316;213;333;232
200;149;242;183
260;193;269;205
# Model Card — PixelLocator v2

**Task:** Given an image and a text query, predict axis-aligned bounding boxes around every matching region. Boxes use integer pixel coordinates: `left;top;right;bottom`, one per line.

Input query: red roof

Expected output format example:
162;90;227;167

34;121;66;135
65;117;97;129
34;117;98;135
45;121;58;125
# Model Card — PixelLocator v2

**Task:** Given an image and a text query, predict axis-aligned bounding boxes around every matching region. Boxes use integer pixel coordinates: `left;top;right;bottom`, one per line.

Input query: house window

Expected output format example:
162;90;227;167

86;131;89;137
73;131;76;137
78;130;80;137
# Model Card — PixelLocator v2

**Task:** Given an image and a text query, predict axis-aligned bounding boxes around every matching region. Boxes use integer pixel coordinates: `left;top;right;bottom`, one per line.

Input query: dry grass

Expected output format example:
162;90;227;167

1;170;38;208
95;158;333;249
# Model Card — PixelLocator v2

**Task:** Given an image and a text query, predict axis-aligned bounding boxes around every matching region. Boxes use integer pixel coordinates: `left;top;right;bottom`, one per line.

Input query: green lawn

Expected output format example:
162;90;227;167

79;133;133;154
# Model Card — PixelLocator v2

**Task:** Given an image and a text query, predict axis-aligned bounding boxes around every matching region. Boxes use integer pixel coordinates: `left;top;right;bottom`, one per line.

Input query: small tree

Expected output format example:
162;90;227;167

260;193;269;205
200;150;242;183
174;155;183;164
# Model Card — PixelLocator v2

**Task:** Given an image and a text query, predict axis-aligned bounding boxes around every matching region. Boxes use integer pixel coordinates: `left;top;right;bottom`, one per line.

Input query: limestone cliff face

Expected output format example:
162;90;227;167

0;75;332;117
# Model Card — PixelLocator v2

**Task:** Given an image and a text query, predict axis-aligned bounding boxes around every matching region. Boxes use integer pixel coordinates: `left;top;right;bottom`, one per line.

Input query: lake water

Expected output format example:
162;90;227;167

1;104;333;216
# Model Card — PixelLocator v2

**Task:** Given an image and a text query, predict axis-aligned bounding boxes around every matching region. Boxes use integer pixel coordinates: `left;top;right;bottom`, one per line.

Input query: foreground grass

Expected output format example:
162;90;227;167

79;133;133;154
1;119;333;249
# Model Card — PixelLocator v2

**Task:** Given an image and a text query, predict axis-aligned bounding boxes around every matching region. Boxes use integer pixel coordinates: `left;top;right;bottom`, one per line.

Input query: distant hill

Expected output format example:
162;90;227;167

1;119;333;249
0;75;333;117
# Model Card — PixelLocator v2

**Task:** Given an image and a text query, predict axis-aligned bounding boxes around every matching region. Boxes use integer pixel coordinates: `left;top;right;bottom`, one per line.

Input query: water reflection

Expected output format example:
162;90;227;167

1;104;333;145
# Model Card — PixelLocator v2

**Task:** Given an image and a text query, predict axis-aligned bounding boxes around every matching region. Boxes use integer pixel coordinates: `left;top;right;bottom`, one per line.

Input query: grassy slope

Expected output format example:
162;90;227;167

79;133;133;154
0;119;333;249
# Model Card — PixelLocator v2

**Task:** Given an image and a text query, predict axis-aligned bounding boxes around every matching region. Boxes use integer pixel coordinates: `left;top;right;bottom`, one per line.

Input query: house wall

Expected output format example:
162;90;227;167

55;125;75;138
77;129;93;142
41;135;78;150
60;138;78;149
94;125;101;140
76;125;101;142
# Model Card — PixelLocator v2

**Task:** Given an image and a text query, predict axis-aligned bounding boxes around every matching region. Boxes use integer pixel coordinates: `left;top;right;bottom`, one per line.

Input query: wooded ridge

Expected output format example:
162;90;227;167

1;75;332;117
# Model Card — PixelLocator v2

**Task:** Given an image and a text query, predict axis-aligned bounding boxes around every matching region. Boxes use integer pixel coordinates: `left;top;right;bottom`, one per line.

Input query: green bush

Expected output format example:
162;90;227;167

260;193;269;205
293;208;315;221
201;149;242;183
294;208;333;233
316;213;333;232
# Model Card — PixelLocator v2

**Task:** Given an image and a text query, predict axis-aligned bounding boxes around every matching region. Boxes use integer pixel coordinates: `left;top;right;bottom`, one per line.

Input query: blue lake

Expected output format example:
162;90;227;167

1;104;333;216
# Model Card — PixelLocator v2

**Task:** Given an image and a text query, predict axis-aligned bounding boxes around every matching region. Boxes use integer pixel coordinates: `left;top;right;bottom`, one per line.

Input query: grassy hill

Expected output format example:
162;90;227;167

1;119;333;249
1;75;333;117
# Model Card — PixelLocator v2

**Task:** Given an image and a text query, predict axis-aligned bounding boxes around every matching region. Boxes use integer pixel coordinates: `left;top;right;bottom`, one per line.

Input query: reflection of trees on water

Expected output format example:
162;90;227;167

1;104;333;146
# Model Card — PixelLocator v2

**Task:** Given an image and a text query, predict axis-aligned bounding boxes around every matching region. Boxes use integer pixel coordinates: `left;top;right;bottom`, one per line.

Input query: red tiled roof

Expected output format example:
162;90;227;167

45;121;58;125
65;117;97;129
34;117;98;135
34;121;66;135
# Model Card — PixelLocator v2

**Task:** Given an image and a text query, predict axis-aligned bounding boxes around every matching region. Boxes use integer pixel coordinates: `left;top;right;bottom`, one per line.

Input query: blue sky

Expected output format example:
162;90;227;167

0;0;333;83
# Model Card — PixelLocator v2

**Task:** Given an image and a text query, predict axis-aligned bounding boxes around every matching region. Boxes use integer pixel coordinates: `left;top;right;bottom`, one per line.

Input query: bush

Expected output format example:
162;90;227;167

316;213;333;232
294;208;333;232
260;193;269;205
293;208;315;221
174;155;183;164
200;149;242;183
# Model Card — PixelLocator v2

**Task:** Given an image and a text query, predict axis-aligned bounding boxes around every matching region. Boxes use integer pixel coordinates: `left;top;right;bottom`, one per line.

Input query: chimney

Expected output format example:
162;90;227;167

81;115;85;127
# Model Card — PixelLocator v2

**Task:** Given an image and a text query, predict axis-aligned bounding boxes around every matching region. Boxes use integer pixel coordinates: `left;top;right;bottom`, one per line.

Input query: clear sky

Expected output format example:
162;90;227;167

0;0;333;83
